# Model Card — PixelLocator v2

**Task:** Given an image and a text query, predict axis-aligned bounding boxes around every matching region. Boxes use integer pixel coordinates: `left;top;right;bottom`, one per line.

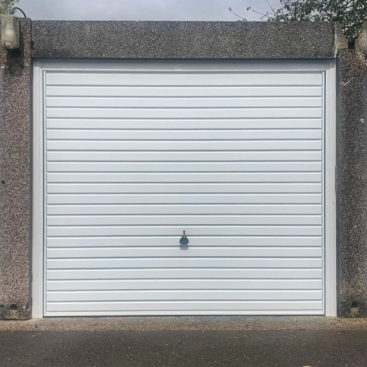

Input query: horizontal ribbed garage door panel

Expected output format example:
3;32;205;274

47;86;323;97
47;204;322;215
46;301;324;313
47;97;323;108
47;108;322;119
48;183;322;194
47;258;322;269
47;151;321;161
47;141;322;152
44;62;326;316
47;215;322;226
48;247;322;258
46;72;322;86
47;279;323;291
48;268;323;280
47;226;322;237
47;119;323;130
48;162;322;172
47;236;323;247
47;129;322;140
48;173;322;183
47;193;322;204
47;290;322;302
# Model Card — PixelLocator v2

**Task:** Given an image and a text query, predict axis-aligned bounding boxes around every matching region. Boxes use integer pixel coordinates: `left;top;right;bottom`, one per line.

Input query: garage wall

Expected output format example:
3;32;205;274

0;19;367;318
0;19;32;320
337;50;367;317
31;21;336;59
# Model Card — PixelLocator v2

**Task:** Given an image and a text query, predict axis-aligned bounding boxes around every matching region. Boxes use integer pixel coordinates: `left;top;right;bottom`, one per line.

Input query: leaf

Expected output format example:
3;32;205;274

268;0;367;41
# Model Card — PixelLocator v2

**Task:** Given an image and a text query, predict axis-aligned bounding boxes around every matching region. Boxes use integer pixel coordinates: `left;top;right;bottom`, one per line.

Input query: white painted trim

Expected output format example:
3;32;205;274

32;60;337;317
34;59;334;73
31;61;44;318
324;62;337;316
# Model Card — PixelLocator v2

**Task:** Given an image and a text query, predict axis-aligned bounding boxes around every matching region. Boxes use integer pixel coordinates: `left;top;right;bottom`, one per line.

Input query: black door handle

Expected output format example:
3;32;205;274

179;230;189;250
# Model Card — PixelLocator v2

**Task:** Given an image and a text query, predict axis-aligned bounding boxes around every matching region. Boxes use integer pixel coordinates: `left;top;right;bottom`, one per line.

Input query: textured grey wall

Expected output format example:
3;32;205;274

0;19;32;319
337;49;367;317
1;20;367;319
31;21;336;59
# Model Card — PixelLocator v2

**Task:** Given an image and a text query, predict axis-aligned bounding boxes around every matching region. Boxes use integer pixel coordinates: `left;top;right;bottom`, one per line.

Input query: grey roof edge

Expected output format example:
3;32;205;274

31;20;337;59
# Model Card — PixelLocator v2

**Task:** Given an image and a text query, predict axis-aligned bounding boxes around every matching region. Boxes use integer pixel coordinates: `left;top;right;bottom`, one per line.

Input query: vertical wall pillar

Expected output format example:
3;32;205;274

0;19;32;319
337;23;367;317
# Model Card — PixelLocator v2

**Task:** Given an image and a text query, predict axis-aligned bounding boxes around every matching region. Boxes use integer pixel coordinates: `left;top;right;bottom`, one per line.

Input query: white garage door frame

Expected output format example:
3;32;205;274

32;60;336;318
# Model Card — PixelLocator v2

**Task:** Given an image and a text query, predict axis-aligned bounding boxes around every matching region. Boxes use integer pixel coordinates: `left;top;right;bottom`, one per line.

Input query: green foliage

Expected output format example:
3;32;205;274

272;0;367;41
0;0;18;15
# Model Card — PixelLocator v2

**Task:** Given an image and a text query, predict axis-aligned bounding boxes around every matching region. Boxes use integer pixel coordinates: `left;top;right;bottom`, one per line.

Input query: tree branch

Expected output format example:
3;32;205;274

228;7;247;21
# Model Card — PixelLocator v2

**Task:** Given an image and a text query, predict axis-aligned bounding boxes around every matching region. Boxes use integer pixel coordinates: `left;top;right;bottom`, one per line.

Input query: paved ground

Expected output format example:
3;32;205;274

1;317;367;366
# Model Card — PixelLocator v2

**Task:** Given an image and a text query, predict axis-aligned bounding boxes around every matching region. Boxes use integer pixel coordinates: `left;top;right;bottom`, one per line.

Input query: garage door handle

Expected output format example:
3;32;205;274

179;231;189;250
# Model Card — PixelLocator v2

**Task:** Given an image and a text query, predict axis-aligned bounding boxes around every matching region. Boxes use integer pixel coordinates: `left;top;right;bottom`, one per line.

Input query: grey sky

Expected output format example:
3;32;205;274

17;0;281;21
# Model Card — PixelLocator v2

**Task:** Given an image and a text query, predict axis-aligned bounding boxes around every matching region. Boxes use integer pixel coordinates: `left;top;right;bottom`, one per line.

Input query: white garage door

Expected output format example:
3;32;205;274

36;61;335;316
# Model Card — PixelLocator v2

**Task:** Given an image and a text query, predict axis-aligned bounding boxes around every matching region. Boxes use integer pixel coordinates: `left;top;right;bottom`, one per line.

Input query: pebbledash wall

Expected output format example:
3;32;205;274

0;19;367;319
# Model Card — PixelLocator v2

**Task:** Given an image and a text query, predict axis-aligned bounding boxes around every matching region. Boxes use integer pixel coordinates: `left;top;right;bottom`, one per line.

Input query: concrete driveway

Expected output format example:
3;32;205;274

1;317;367;367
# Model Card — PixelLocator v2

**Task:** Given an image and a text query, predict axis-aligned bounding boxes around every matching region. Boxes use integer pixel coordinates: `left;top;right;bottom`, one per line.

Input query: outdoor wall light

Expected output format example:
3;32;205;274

1;15;19;50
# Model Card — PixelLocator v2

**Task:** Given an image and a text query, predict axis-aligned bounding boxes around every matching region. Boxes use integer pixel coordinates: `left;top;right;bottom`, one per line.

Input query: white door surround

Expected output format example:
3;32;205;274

32;60;336;318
